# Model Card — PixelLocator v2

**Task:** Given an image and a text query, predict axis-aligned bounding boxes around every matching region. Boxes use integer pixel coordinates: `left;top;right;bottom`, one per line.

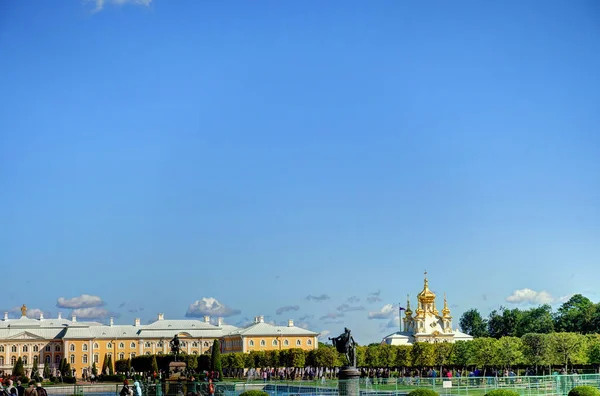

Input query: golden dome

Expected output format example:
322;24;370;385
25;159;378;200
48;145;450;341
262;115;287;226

405;295;412;316
417;271;436;303
442;293;451;317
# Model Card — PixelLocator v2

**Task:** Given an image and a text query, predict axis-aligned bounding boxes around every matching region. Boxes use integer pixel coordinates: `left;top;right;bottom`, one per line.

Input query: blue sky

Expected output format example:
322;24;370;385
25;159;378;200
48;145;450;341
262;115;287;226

0;0;599;344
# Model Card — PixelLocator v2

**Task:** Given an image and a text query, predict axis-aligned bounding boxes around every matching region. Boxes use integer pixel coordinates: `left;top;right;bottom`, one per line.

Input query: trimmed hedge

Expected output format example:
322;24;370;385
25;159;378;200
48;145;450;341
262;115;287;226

568;386;600;396
408;390;439;396
485;390;520;396
99;374;125;382
239;391;269;396
62;377;77;384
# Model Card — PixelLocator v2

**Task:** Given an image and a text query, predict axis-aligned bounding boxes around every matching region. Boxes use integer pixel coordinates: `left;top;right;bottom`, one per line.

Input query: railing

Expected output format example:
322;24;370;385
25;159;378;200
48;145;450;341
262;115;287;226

41;374;600;396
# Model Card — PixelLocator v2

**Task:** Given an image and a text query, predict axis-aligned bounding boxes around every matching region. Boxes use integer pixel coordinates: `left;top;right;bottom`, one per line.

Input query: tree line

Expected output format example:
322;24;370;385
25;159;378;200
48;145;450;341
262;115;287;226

113;334;600;377
458;294;600;338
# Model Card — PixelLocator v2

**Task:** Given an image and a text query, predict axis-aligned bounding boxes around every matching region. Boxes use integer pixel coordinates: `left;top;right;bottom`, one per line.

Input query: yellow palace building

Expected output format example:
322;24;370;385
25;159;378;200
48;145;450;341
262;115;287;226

0;306;319;378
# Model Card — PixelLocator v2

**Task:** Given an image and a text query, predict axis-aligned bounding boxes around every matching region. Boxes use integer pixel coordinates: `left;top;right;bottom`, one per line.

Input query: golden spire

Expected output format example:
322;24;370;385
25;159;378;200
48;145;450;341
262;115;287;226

442;293;451;317
21;304;27;317
405;294;412;316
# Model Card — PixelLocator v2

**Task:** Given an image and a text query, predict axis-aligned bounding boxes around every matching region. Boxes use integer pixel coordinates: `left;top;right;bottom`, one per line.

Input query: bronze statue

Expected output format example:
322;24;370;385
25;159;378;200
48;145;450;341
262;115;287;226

170;334;181;360
329;327;356;367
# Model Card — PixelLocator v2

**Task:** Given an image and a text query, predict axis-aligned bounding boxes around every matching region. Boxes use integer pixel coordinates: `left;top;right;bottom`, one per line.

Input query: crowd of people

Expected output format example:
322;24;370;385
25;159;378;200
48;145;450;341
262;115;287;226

0;380;47;396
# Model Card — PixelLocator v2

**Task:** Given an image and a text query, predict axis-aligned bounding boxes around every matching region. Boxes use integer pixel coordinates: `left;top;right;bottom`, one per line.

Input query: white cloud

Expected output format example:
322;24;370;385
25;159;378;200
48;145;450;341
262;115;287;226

318;330;331;340
87;0;151;13
57;294;105;309
71;307;114;319
505;288;554;305
368;303;396;319
9;307;50;319
185;297;241;318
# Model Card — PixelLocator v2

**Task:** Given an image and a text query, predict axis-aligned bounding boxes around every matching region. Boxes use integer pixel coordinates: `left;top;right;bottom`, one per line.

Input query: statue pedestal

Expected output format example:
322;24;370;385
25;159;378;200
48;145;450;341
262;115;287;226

338;366;360;396
168;361;187;380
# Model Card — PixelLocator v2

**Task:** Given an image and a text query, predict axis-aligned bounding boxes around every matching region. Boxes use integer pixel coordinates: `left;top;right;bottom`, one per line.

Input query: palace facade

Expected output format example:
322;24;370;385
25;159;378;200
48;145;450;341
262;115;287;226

0;306;319;378
382;273;473;345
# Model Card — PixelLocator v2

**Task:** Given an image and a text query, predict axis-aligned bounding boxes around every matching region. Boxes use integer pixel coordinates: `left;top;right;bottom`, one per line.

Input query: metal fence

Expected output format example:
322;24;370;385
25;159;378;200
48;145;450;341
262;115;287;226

42;374;600;396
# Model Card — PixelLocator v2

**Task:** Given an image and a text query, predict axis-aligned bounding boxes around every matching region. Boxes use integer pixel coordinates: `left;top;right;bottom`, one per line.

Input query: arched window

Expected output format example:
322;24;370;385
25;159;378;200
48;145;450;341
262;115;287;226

69;344;75;352
11;345;17;352
119;353;125;360
180;341;186;347
33;345;39;352
23;356;28;365
119;342;124;349
296;339;301;346
107;342;113;349
23;345;29;352
157;341;163;347
260;340;266;346
0;345;4;352
83;354;88;364
248;340;254;347
284;340;289;346
82;344;88;351
94;354;99;363
70;355;75;364
0;356;4;365
45;345;51;352
55;355;61;364
145;342;151;348
130;353;136;358
192;351;198;355
45;356;51;364
145;352;151;355
34;356;39;364
192;342;198;347
55;345;61;352
307;339;312;346
272;340;278;346
157;351;163;355
204;342;209;347
94;343;99;349
11;356;16;365
130;342;136;348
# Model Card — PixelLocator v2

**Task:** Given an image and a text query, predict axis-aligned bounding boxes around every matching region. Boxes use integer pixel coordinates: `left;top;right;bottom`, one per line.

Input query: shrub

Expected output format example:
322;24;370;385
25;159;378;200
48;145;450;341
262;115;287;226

62;376;77;384
568;386;600;396
485;390;520;396
239;391;269;396
99;374;125;382
407;390;439;396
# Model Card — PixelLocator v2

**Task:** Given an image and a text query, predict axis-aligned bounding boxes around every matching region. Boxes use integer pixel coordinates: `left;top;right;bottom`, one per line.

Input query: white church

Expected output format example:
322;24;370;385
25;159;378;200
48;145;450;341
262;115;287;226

382;272;473;345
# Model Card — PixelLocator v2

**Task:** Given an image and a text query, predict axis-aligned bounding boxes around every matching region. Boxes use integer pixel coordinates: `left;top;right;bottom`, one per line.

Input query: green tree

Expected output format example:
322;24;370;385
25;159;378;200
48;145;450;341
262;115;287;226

65;362;72;377
365;344;381;368
459;309;488;338
470;337;498;375
411;342;435;367
517;305;554;336
587;334;600;373
101;353;108;375
59;358;67;376
13;356;25;377
496;336;524;369
433;342;453;370
43;361;51;379
450;340;472;369
522;333;551;374
488;307;522;338
312;345;339;377
92;361;98;376
151;355;159;374
355;346;366;367
211;340;223;379
31;358;40;380
395;345;412;369
550;332;587;370
555;294;595;333
107;354;114;375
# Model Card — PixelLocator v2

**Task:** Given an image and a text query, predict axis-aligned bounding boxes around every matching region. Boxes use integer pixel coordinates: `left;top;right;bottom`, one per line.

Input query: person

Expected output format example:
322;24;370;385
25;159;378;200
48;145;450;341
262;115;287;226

34;384;47;396
16;382;24;396
133;381;142;396
119;380;133;396
5;381;15;396
208;379;215;396
23;383;37;396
